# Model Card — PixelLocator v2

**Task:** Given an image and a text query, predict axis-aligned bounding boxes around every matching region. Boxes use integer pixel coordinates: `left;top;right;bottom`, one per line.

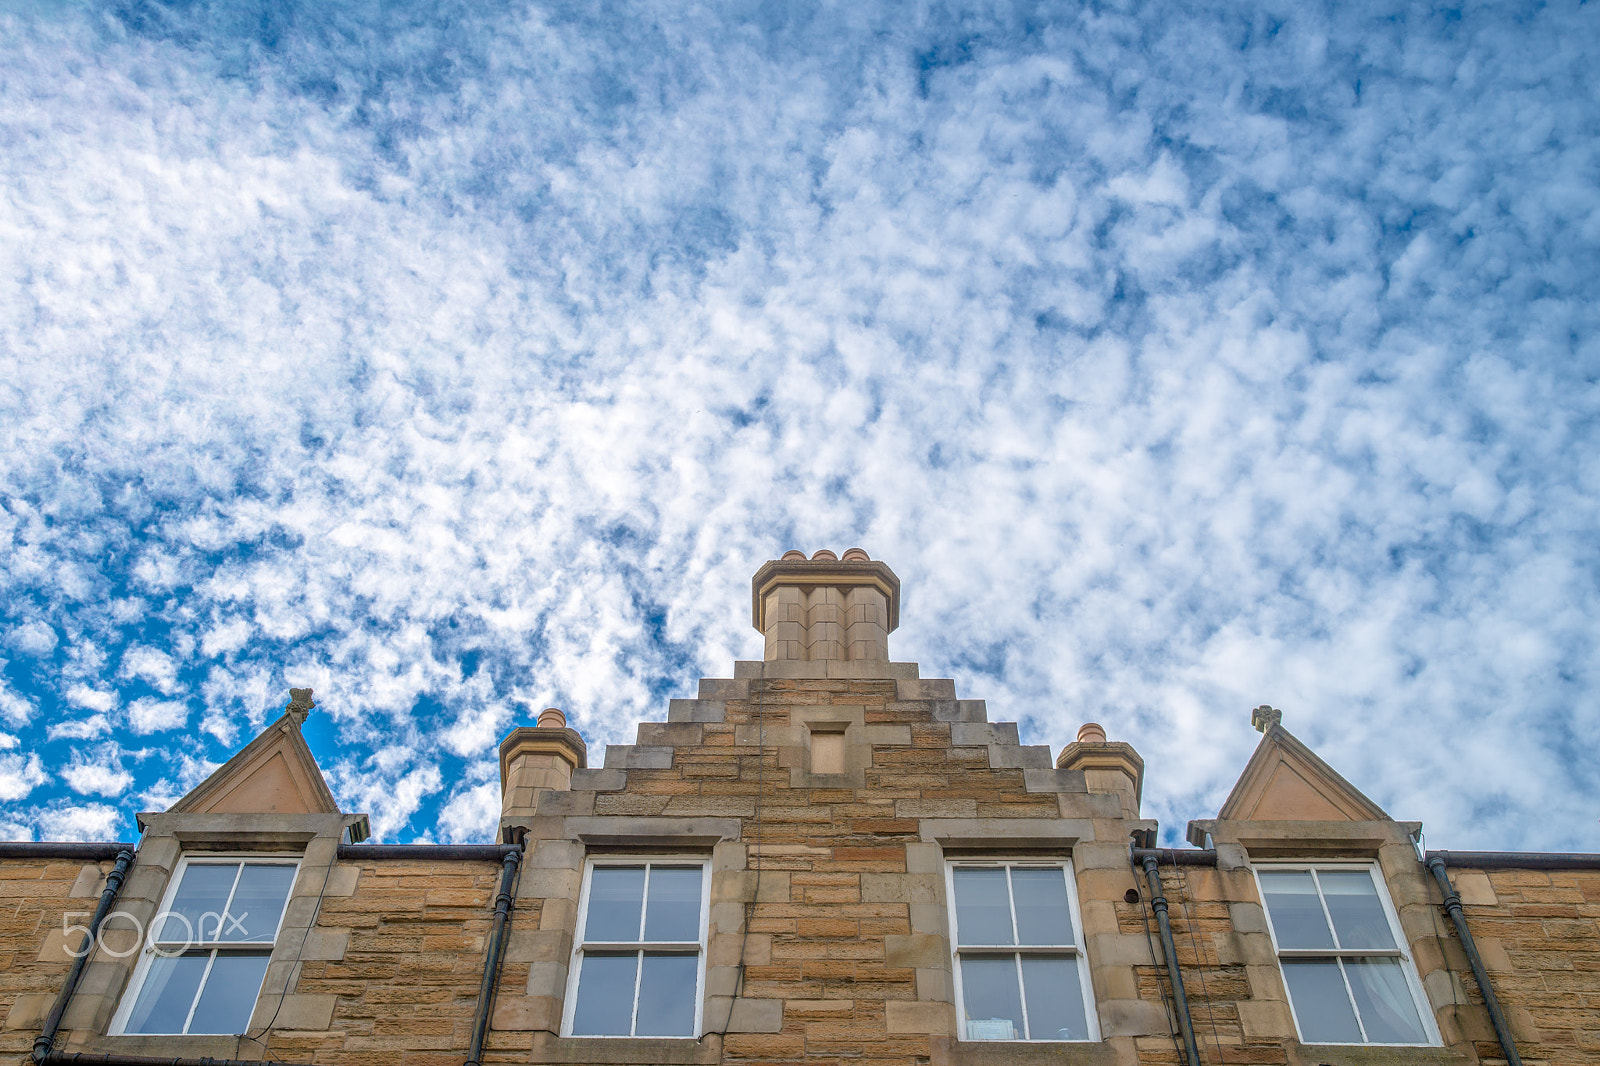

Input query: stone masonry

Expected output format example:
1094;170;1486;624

5;550;1599;1066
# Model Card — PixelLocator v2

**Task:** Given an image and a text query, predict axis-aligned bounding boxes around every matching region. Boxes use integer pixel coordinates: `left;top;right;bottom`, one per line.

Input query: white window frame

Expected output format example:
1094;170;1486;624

1252;862;1440;1047
110;853;301;1036
561;856;712;1039
945;858;1099;1042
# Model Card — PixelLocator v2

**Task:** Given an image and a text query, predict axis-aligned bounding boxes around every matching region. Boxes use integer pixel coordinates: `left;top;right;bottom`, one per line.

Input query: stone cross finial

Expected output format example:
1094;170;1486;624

1251;704;1282;733
286;687;316;726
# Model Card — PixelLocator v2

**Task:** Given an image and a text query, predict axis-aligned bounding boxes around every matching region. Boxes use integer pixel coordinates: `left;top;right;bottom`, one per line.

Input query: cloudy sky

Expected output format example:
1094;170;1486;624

2;0;1596;849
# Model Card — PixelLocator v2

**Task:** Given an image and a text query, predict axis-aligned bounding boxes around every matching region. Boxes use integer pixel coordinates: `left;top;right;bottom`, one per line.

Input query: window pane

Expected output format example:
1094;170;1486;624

1020;955;1090;1040
643;866;702;942
1347;958;1427;1044
1010;868;1074;946
953;868;1014;946
124;953;209;1033
221;864;298;943
187;953;271;1034
959;955;1023;1040
635;952;699;1036
1282;959;1362;1043
571;952;639;1035
159;864;239;943
1259;869;1335;950
1318;870;1395;950
585;866;646;942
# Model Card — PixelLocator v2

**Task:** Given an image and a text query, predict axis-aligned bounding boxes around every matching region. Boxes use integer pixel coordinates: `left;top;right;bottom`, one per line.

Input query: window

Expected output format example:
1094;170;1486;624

1255;865;1435;1045
947;861;1096;1041
113;857;299;1035
564;859;710;1038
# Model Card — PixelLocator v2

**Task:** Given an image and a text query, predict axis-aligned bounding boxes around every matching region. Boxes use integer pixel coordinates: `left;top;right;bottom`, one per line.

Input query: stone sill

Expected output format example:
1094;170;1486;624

529;1034;719;1064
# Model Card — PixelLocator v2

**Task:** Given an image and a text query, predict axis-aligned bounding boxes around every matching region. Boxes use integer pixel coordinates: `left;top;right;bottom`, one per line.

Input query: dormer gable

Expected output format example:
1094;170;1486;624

1216;707;1389;823
168;688;341;817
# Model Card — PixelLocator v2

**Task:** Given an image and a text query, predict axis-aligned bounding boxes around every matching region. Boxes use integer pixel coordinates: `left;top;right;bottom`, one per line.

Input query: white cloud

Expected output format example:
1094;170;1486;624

36;803;124;842
0;751;48;801
61;750;134;797
126;698;188;735
328;749;444;842
7;620;57;657
46;714;112;741
119;647;185;696
436;779;502;844
0;1;1595;852
65;684;118;713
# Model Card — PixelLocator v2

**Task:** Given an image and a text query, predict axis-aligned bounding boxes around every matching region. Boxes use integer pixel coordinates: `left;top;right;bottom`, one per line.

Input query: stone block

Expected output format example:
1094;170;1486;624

726;997;783;1032
886;1000;955;1034
492;994;558;1031
299;927;349;961
1236;998;1295;1039
254;993;335;1031
69;864;105;898
916;966;954;1002
1096;998;1168;1037
569;768;626;791
897;679;956;700
886;934;948;968
4;993;52;1031
1024;768;1088;793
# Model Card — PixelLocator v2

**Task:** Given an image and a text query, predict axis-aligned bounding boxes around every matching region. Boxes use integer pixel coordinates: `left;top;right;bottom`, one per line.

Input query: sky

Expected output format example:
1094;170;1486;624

1;0;1596;849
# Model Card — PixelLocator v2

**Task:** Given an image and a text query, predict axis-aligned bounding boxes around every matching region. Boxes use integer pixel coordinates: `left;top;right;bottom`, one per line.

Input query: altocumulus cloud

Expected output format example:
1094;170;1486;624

1;0;1597;846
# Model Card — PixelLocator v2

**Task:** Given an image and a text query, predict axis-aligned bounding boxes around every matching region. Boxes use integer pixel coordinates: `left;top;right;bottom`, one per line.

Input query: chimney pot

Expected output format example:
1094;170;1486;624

1076;722;1107;744
810;549;838;561
537;707;567;730
840;547;870;561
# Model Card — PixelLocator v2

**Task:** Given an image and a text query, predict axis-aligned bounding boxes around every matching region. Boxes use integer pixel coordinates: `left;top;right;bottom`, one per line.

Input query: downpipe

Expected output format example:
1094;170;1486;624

1425;856;1522;1066
32;848;135;1065
1137;853;1203;1066
465;841;524;1066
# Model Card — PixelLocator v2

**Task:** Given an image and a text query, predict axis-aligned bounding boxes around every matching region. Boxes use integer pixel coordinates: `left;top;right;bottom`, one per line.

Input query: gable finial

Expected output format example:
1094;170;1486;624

1251;704;1282;733
286;687;316;726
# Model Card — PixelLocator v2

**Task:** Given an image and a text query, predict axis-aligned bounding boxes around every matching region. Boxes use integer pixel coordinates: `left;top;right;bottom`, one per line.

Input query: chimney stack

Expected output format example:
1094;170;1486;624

498;707;587;840
752;549;900;662
1056;722;1144;819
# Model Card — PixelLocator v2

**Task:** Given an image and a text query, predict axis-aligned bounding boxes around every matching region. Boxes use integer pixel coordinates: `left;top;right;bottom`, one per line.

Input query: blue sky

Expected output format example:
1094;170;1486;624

2;0;1596;848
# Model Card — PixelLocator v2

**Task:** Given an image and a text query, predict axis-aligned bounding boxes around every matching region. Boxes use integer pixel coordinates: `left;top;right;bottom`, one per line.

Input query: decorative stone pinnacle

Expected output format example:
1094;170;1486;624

1252;705;1282;733
286;687;316;726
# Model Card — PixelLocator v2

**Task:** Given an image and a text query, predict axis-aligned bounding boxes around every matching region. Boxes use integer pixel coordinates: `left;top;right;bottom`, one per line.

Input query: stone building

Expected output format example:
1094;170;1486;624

4;551;1598;1066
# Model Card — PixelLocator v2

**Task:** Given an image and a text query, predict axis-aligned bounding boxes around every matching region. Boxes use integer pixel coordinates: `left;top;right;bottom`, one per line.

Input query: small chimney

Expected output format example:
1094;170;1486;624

1057;723;1144;819
499;707;587;839
752;549;900;662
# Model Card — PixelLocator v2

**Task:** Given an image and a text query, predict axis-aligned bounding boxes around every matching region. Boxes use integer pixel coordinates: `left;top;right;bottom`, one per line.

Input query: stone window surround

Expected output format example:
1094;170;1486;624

61;812;358;1061
1193;818;1480;1063
942;857;1100;1043
560;855;713;1038
1249;860;1441;1048
108;851;304;1036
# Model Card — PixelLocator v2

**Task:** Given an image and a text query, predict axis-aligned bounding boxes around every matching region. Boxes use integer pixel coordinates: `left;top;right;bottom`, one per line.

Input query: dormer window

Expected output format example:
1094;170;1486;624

112;857;299;1035
1255;864;1435;1045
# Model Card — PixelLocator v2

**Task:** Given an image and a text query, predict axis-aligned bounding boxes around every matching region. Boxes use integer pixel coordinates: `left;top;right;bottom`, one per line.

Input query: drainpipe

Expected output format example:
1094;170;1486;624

464;839;523;1066
1137;853;1203;1066
1424;856;1522;1066
32;848;135;1065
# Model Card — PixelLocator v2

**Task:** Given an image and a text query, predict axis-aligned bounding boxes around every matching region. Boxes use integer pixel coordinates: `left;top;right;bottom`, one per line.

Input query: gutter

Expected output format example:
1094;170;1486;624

32;849;135;1065
1;843;139;861
1426;849;1600;870
1134;851;1203;1066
